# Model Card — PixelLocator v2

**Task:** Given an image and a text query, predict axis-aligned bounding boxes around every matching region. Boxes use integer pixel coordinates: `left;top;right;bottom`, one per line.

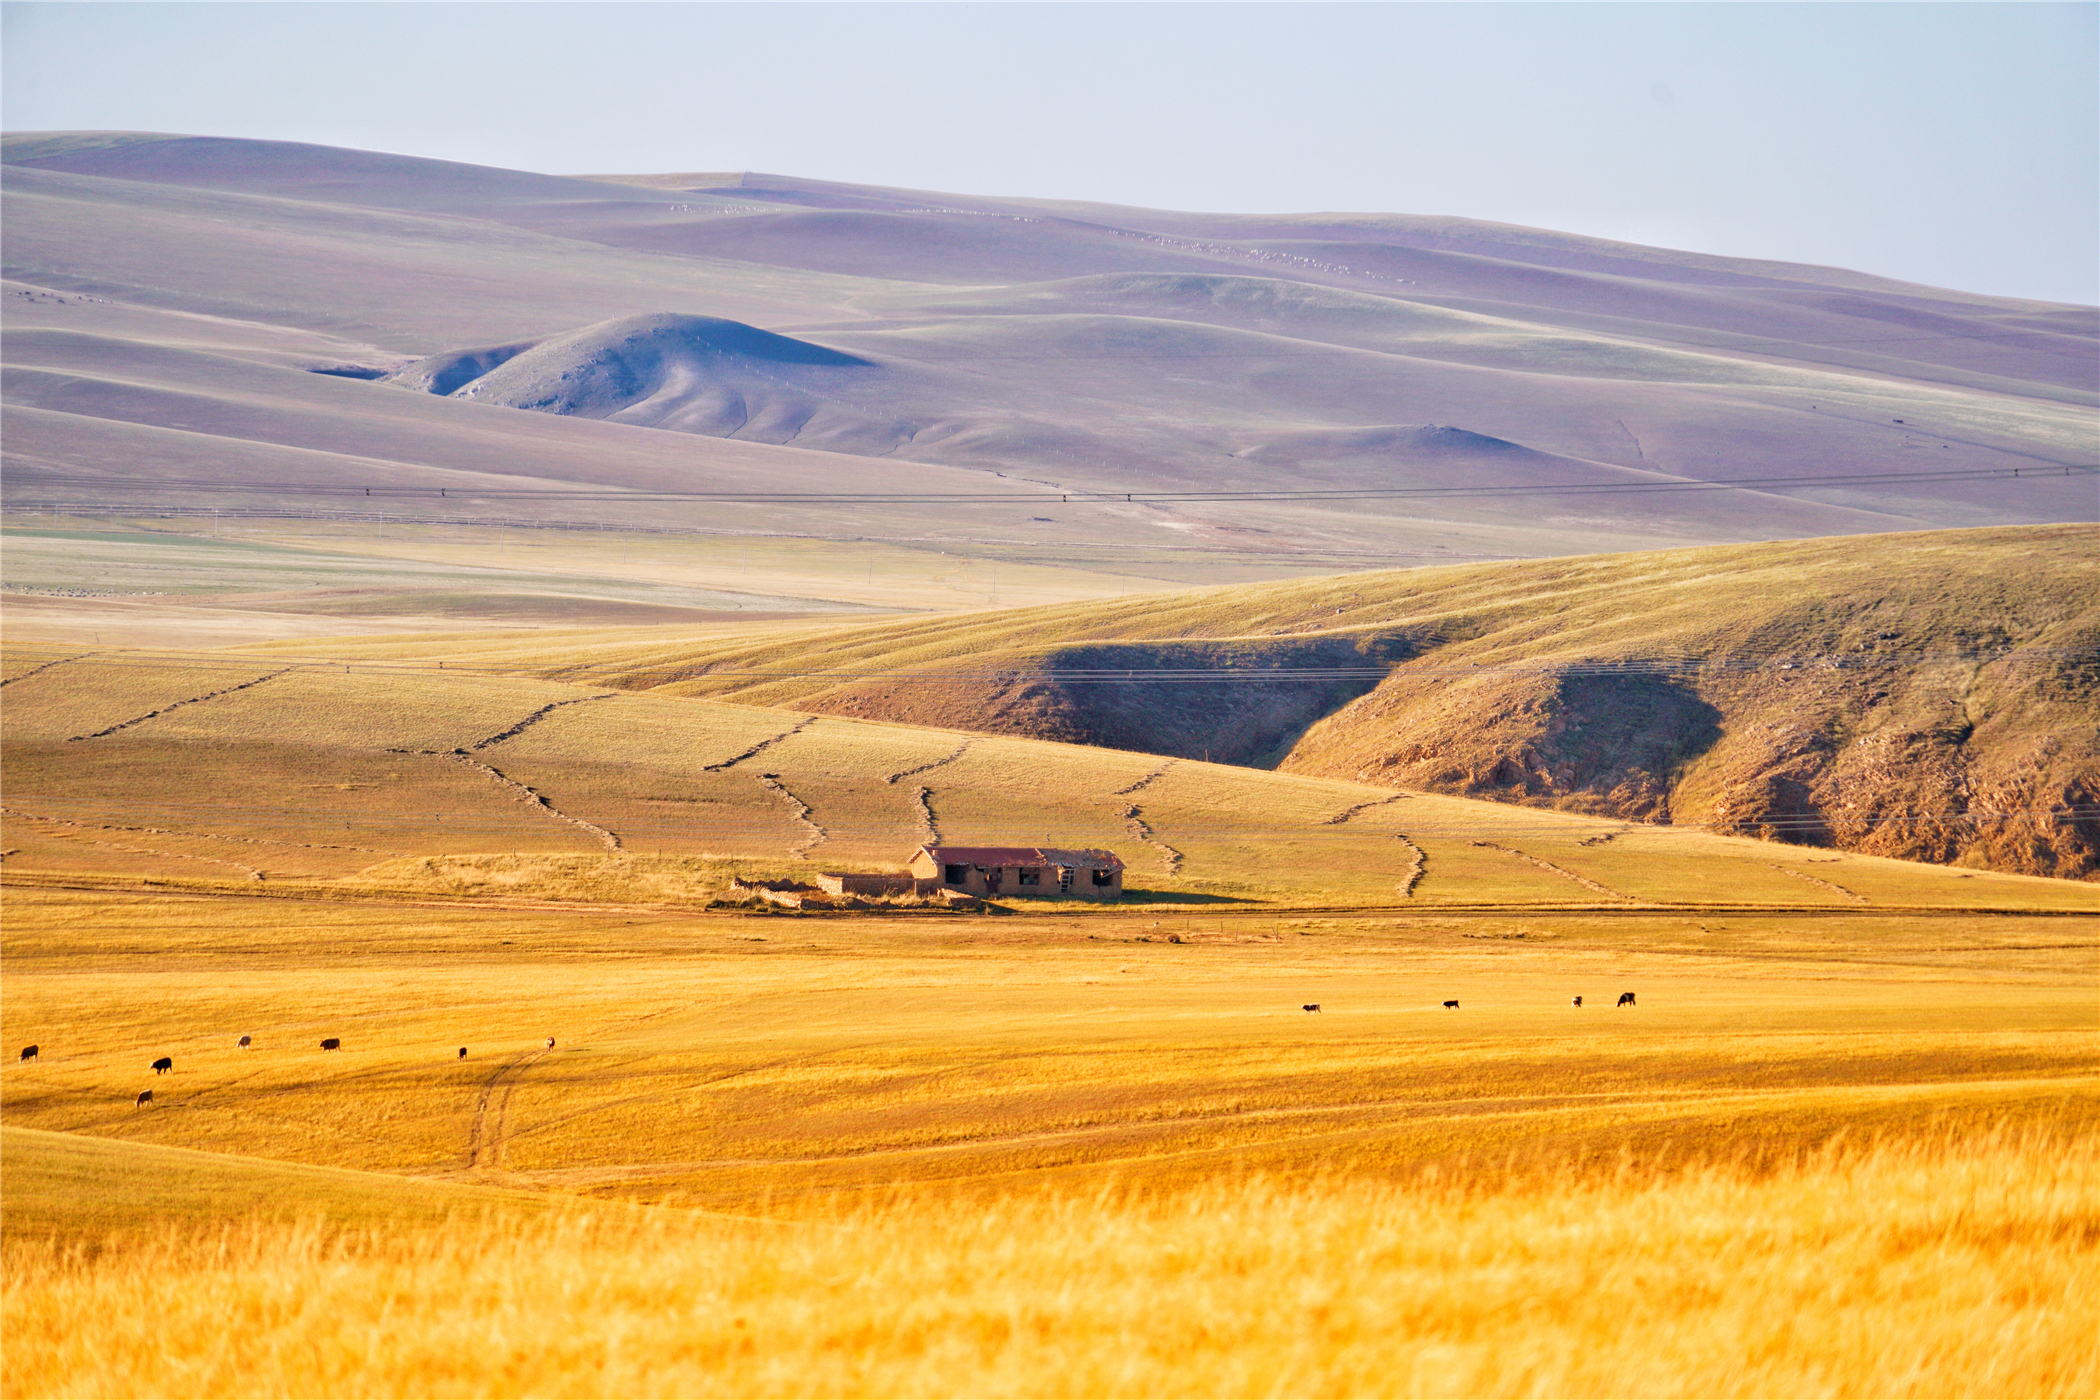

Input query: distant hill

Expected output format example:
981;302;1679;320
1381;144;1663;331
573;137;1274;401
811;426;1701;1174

511;526;2098;880
3;133;2093;564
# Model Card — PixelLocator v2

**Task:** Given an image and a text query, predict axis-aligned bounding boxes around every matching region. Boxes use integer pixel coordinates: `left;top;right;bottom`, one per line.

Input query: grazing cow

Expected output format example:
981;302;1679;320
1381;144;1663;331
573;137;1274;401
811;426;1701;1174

18;1044;36;1061
1616;992;1636;1007
1442;1000;1460;1010
237;1035;252;1050
135;1089;153;1107
320;1037;341;1051
151;1056;173;1074
1571;996;1583;1008
458;1047;468;1059
1302;1004;1322;1013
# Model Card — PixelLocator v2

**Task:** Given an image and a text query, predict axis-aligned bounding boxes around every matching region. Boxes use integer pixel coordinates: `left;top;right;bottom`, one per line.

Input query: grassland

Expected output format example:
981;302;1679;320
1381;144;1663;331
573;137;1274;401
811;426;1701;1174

239;523;2096;879
4;571;2096;1395
3;881;2095;1396
7;1132;2093;1399
4;637;2089;909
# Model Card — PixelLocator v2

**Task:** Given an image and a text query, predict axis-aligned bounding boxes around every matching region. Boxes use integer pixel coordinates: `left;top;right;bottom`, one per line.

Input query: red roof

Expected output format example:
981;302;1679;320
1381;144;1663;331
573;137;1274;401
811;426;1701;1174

917;845;1124;871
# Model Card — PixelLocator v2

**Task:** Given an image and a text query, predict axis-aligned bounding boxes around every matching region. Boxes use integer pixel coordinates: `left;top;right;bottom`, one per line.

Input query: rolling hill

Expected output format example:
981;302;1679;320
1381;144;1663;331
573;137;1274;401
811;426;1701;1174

4;132;2093;577
257;526;2097;880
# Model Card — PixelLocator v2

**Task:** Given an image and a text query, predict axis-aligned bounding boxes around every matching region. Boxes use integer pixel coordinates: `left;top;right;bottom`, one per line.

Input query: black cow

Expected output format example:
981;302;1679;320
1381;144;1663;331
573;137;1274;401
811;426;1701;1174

320;1037;341;1051
1442;1000;1460;1010
18;1044;36;1061
1571;996;1583;1008
1302;1004;1322;1013
545;1038;555;1050
458;1047;468;1059
237;1034;252;1050
151;1056;173;1074
135;1089;153;1107
1616;992;1636;1008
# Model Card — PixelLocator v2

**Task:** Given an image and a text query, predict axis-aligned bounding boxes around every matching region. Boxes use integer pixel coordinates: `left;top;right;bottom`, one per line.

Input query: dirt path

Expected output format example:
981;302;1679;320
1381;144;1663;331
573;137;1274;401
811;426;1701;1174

22;825;266;880
1323;794;1407;825
0;652;93;688
703;717;814;772
467;1045;550;1174
1769;863;1869;904
470;693;616;750
885;740;971;785
444;753;622;852
1395;833;1427;896
910;785;941;845
1118;802;1183;877
759;773;827;857
1114;761;1174;797
68;667;292;742
1471;841;1630;900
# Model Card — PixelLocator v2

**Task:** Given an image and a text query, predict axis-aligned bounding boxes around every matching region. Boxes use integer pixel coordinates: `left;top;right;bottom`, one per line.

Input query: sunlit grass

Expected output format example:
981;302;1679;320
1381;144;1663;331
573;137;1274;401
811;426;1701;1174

6;1130;2093;1399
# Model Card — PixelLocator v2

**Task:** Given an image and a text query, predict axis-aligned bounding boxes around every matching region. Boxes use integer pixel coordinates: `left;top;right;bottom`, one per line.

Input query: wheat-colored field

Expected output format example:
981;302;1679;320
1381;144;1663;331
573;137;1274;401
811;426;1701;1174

6;1129;2094;1400
4;630;2095;1397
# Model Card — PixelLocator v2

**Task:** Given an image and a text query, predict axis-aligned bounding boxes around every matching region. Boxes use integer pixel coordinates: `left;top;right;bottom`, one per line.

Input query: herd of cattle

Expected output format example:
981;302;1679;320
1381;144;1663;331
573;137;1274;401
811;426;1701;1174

1303;992;1637;1013
11;1035;483;1107
21;997;1638;1108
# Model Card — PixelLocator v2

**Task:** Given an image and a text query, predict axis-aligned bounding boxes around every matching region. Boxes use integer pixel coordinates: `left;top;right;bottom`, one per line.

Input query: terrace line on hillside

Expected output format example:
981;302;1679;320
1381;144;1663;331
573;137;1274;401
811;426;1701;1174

907;844;1126;900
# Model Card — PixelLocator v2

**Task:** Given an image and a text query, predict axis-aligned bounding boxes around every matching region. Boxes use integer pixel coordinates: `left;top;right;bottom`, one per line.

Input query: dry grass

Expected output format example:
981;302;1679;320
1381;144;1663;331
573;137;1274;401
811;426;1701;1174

6;645;2087;909
6;1130;2094;1399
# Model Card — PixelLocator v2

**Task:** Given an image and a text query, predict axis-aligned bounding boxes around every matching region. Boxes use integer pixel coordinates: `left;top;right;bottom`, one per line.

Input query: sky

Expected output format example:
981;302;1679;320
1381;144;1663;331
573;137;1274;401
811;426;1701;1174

4;2;2095;305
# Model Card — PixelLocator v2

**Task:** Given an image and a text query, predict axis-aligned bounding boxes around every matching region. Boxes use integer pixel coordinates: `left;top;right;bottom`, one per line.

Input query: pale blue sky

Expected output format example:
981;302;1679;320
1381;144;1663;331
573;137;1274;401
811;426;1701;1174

5;2;2095;303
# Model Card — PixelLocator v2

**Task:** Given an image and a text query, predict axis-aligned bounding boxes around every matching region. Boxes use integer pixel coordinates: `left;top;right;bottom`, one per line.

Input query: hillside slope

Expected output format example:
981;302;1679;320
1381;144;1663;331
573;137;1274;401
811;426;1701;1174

285;527;2097;878
4;134;2093;567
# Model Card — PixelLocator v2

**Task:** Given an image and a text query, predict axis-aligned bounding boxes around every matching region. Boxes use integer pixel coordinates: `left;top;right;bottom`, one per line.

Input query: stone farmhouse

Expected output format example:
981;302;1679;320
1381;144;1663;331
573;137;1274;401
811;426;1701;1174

907;844;1126;900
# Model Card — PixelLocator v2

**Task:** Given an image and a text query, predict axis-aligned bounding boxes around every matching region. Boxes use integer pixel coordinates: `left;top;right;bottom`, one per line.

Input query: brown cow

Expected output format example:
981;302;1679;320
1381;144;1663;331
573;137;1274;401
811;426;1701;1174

1616;992;1636;1008
458;1047;468;1059
237;1035;252;1049
135;1089;153;1107
1571;996;1583;1008
18;1044;36;1061
1302;1004;1322;1013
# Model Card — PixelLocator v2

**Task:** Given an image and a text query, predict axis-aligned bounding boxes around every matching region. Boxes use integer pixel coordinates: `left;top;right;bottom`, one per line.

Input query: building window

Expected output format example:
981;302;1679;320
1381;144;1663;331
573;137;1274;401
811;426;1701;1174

1092;868;1115;887
1018;868;1041;886
944;864;968;885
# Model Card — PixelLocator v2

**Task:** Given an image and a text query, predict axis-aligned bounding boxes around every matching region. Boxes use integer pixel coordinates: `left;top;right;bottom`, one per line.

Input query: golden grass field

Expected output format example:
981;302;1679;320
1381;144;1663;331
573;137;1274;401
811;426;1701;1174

3;603;2096;1396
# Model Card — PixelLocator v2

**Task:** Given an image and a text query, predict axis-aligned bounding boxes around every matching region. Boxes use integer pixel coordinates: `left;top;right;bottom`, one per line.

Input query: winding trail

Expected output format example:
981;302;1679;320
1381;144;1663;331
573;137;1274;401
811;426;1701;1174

1395;833;1427;897
759;773;827;857
444;754;622;852
1470;840;1629;900
467;1044;551;1173
1323;794;1407;825
1114;762;1174;797
26;827;265;880
384;695;626;851
885;740;971;785
470;693;616;750
0;652;93;688
1768;863;1868;904
1119;802;1183;877
68;668;292;742
703;717;814;772
910;785;942;845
